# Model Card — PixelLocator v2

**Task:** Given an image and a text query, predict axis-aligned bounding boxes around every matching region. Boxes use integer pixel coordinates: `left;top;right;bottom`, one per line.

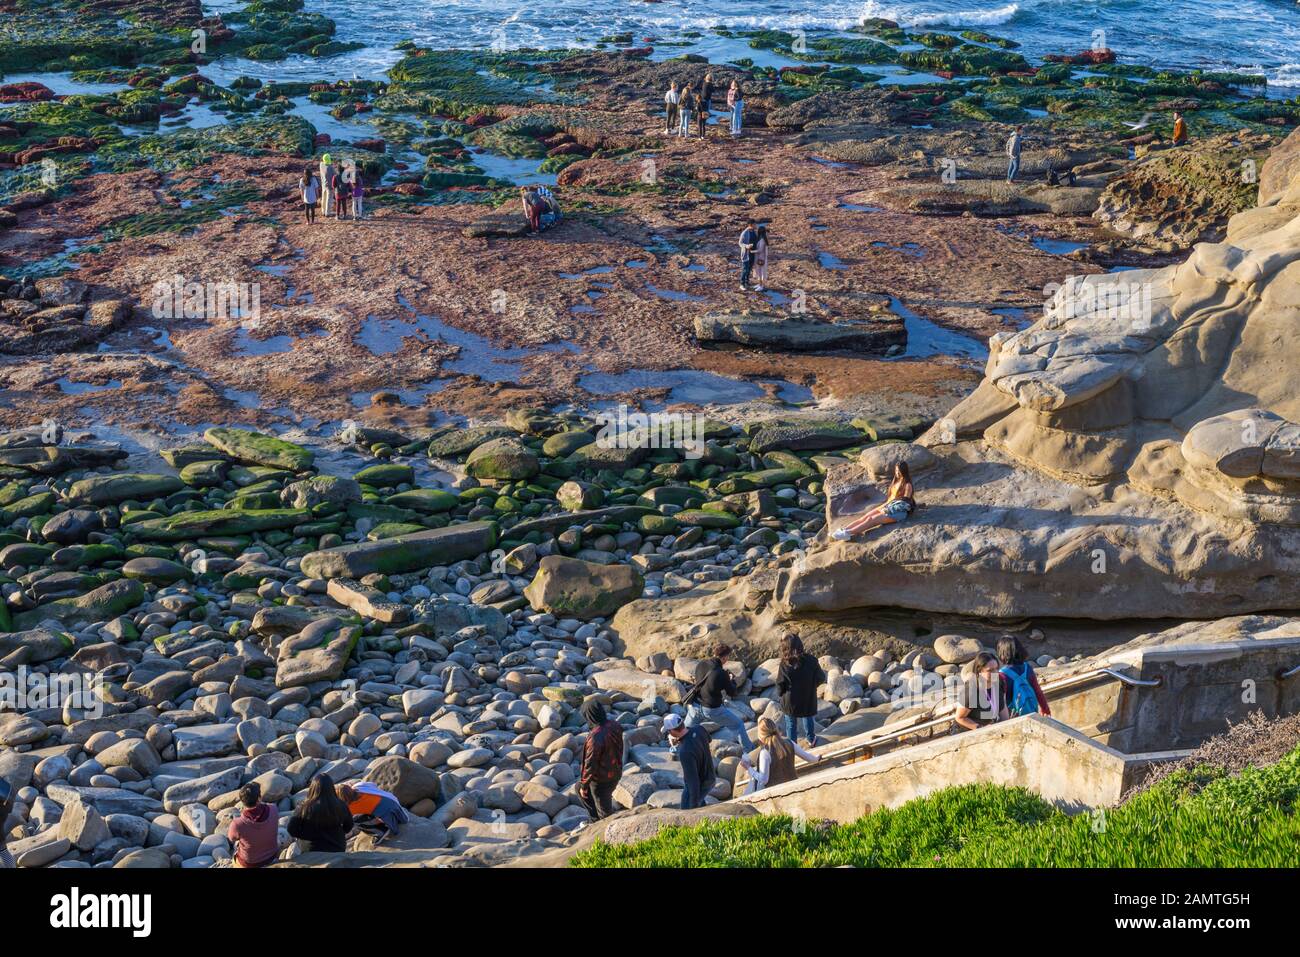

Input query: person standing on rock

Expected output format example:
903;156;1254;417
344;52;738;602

286;773;353;854
695;83;710;138
776;633;825;746
996;635;1051;718
319;153;336;218
665;81;680;135
334;168;351;220
1006;125;1024;183
831;461;914;540
299;167;319;225
684;642;755;752
0;778;15;869
679;84;694;139
664;713;716;810
227;782;280;868
740;717;819;794
738;221;759;290
753;224;769;291
1171;111;1188;146
953;652;1009;732
577;698;625;821
352;176;366;220
338;781;408;843
727;79;743;136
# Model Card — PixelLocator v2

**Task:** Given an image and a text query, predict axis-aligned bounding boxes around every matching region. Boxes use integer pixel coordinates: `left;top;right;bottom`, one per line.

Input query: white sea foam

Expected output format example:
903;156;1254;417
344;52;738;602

859;0;1021;29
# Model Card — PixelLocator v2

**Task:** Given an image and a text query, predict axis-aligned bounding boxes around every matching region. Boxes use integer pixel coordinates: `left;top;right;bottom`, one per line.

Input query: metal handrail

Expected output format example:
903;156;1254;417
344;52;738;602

734;663;1162;795
1278;663;1300;681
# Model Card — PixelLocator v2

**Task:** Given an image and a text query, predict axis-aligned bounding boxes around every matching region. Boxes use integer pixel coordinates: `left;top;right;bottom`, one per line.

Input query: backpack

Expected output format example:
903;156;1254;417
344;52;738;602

1000;663;1040;717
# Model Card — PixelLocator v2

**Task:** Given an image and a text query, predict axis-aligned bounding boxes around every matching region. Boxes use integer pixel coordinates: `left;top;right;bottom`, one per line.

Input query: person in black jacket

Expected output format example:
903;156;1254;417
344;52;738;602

776;633;826;747
664;713;715;809
684;643;754;751
286;773;353;854
577;698;624;821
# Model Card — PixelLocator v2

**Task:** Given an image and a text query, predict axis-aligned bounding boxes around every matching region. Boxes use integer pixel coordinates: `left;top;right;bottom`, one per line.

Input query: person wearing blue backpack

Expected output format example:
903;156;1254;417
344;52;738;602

996;635;1051;718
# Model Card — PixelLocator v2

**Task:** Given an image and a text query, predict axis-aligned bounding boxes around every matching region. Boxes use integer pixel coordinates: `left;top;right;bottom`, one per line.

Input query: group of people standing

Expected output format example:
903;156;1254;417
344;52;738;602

665;75;745;139
298;152;366;224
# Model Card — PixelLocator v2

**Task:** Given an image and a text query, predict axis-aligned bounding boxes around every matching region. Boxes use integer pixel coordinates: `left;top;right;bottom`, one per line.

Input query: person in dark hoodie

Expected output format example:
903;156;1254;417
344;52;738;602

227;782;280;868
286;773;352;854
577;698;624;821
664;713;715;810
684;642;754;751
776;633;826;747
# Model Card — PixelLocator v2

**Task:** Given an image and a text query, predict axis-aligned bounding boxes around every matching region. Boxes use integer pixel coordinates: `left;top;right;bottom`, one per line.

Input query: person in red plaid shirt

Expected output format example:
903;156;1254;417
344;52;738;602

578;698;624;821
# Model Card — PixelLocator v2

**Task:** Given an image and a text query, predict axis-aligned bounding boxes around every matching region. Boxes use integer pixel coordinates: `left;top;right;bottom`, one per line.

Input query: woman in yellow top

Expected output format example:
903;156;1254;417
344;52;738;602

831;461;915;540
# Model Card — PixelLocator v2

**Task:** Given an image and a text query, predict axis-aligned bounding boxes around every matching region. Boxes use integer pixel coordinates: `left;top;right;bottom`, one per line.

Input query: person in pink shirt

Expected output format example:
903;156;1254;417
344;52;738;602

227;782;279;868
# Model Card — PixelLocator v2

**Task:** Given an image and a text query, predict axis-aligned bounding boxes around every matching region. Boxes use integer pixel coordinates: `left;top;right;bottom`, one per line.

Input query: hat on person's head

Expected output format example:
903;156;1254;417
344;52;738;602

662;713;684;734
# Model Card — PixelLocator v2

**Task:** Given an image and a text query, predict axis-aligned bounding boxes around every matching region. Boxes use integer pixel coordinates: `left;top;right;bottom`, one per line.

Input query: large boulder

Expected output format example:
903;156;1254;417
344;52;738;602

362;756;441;807
780;150;1300;620
203;427;314;471
694;310;904;353
523;556;644;620
275;617;361;688
465;437;539;480
13;578;145;630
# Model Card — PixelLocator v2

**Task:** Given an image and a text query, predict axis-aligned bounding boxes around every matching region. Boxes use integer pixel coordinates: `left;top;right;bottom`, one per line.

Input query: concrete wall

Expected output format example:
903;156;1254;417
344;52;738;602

736;715;1133;822
1059;635;1300;752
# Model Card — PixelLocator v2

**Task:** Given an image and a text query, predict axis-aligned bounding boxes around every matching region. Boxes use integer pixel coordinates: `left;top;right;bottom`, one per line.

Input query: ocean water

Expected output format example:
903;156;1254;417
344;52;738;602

206;0;1300;88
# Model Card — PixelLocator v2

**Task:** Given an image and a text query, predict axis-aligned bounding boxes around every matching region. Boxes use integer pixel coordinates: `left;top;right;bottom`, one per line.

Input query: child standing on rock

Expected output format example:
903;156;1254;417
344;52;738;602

298;167;319;225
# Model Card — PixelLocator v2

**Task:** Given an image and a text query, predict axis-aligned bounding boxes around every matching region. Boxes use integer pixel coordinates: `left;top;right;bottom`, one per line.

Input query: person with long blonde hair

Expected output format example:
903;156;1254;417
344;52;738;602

740;717;818;794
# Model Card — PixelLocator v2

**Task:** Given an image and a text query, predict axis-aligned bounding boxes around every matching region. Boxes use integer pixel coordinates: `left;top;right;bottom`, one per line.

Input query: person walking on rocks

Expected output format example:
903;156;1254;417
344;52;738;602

227;782;280;868
996;635;1051;718
339;781;408;843
738;220;759;290
665;81;680;135
319;153;336;217
740;717;819;794
299;167;319;225
679;84;694;139
0;778;15;869
1006;125;1024;183
286;773;353;854
664;713;716;810
953;652;1009;732
727;79;743;136
577;698;624;821
684;642;755;751
776;633;825;747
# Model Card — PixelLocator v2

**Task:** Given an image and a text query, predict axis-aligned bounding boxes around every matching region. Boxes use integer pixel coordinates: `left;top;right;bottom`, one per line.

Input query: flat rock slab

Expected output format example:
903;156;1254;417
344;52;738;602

299;521;497;579
46;784;163;817
694;311;904;353
326;578;411;624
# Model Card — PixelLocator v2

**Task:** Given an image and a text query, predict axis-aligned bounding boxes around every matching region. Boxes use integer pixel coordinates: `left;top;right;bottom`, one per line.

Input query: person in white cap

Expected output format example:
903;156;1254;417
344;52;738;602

664;713;715;810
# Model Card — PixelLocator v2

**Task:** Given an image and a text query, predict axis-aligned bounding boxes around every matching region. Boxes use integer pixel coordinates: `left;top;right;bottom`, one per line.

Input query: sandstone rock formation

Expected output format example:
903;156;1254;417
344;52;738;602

777;128;1300;620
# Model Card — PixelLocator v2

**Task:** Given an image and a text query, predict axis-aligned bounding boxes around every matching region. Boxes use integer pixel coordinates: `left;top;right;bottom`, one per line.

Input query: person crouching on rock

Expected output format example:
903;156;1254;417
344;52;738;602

663;713;716;810
338;782;408;844
227;782;280;868
520;186;543;232
577;698;624;821
683;643;755;751
831;461;914;541
299;167;319;225
286;773;353;854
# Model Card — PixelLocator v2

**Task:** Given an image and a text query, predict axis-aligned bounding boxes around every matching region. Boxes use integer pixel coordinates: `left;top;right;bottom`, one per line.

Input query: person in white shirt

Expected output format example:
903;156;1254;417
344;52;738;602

740;717;819;794
664;82;680;134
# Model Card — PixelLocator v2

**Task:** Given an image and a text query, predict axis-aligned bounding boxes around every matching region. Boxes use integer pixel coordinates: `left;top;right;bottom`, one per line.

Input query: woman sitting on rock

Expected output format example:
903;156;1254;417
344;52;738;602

286;773;353;854
831;461;914;540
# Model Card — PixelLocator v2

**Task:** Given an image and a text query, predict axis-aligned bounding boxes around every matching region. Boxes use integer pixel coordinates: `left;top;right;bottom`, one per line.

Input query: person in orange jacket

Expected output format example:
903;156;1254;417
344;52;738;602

338;781;408;843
